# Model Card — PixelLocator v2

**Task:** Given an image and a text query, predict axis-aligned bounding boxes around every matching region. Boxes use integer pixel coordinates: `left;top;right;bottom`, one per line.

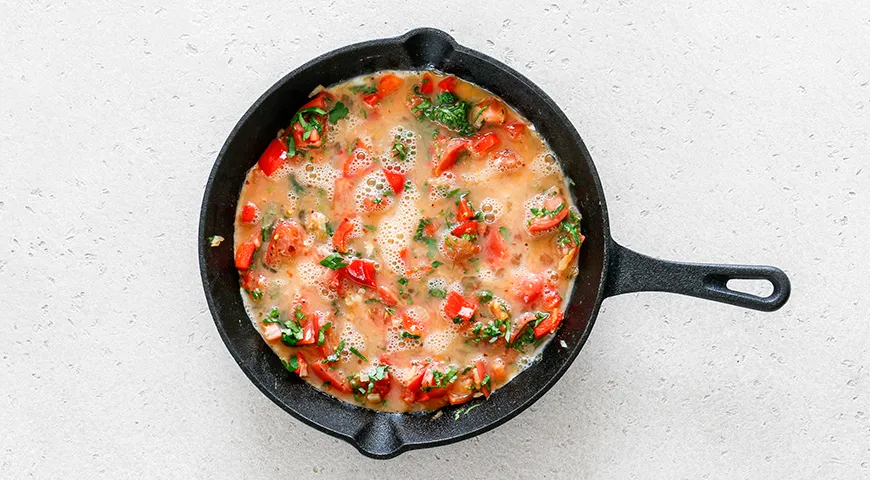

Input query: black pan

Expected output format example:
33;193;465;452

199;28;791;459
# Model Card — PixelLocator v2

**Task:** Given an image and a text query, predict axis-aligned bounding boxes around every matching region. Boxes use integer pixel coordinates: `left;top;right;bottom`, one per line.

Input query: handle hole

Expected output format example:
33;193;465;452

726;279;774;298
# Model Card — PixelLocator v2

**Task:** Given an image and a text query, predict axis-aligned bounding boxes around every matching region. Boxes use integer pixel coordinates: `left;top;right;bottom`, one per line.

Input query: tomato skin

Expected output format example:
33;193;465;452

456;197;474;222
484;227;508;266
300;92;329;111
444;291;477;322
402;368;426;403
507;312;535;344
437;76;457;92
235;242;256;270
257;138;288;177
294;353;308;377
491;149;521;170
378;285;399;307
420;73;434;94
309;361;351;393
263;323;282;343
362;93;380;106
469;132;501;155
528;196;569;233
264;219;304;267
382;168;406;194
332;217;355;253
240;202;258;223
513;272;544;304
504;121;526;139
344;259;377;288
451;221;479;237
541;284;562;309
433;138;470;176
533;310;564;339
377;74;403;96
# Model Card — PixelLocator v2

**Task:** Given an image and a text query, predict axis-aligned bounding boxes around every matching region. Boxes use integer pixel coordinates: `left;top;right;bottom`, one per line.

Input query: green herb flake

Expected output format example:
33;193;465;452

319;253;349;270
317;322;332;346
429;288;447;299
324;340;345;363
349;347;368;362
328;101;349;124
499;226;511;240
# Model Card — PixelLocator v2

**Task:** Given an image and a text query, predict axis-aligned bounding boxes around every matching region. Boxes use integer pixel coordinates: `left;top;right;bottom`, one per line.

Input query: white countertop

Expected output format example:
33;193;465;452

2;1;868;478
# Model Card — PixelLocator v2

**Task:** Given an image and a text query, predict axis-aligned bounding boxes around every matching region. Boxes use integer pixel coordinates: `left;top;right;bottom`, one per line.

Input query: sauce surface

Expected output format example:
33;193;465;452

231;71;584;412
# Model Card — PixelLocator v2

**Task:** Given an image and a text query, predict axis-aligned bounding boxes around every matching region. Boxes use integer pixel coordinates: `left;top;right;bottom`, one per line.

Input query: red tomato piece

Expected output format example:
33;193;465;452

401;311;427;336
263;323;282;343
344;259;377;288
234;242;256;270
506;312;536;344
491;149;521;171
257;138;288;177
382;168;406;194
292;121;323;150
451;221;479;237
377;74;403;96
264;219;304;267
513;272;544;304
456;197;474;222
361;196;392;213
362;93;380;106
541;284;562;309
309;362;351;393
240;202;258;223
402;368;426;403
240;269;266;291
437;76;457;92
484;227;508;266
420;73;434;94
469;132;501;155
294;353;308;378
528;195;569;233
533;310;564;339
300;92;329;111
472;99;506;127
378;285;399;307
504;121;526;139
423;220;438;237
332;217;355;253
444;291;477;322
433;138;470;176
474;360;491;398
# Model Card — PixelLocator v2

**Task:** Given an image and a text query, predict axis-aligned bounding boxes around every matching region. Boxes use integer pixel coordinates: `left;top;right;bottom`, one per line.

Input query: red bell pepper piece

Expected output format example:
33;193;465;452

541;283;562;309
257;138;288;177
451;221;478;237
533;310;564;339
344;259;377;288
437;76;457;92
469;132;501;155
234;241;256;270
382;168;406;194
362;93;380;106
456;196;474;222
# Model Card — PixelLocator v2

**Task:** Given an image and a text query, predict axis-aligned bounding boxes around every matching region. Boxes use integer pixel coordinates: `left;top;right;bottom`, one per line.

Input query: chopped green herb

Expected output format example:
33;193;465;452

412;91;476;136
324;340;345;363
360;108;367;118
328;101;349;124
370;365;389;381
476;290;494;303
392;141;408;161
429;288;447;299
289;174;306;194
445;188;461;198
283;356;299;372
431;260;444;269
363;224;377;232
567;177;576;186
250;289;263;301
499;226;511;240
263;308;282;323
317;322;332;346
398;277;409;286
533;312;550;327
401;330;421;340
351;83;378;94
349;347;368;362
325;221;335;236
320;253;349;270
454;403;481;420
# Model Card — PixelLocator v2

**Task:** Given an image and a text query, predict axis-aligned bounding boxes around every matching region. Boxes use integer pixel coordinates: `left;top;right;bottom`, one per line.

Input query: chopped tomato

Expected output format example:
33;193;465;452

484;228;508;266
491;357;507;382
423;220;438;237
533;310;564;339
417;368;449;402
240;202;258;223
382;168;406;194
292;121;323;150
448;378;474;405
437;76;457;92
402;367;426;403
263;323;282;343
528;195;569;233
401;311;427;336
344;259;377;288
377;74;403;96
451;221;479;237
361;196;392;213
491;149;521;170
507;312;536;344
444;291;477;322
456;196;474;222
264;219;304;267
313;313;332;357
471;99;506;127
309;361;351;393
504;121;526;139
240;269;266;291
474;360;491;398
469;132;501;155
333;177;356;216
541;284;562;309
328;269;346;296
362;93;380;106
377;285;399;307
300;92;329;111
420;73;434;94
298;318;316;346
332;217;355;253
235;242;256;270
433;138;470;176
513;272;544;304
294;353;308;377
257;138;288;177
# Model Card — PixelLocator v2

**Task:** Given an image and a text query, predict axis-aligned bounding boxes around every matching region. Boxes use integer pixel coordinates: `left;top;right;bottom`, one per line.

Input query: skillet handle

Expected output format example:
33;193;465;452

603;241;791;312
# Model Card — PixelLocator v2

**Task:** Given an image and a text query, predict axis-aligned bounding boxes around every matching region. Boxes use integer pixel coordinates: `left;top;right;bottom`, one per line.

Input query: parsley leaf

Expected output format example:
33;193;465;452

320;253;349;270
324;340;345;363
349;347;368;362
328;101;349;124
429;288;447;299
317;322;332;346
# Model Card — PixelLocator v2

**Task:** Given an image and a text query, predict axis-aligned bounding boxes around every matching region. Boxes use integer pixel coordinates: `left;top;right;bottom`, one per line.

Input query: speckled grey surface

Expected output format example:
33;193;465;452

2;1;868;478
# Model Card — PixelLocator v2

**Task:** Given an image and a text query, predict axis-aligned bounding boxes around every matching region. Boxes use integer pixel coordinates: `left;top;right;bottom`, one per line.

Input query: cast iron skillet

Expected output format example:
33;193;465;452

199;28;791;459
